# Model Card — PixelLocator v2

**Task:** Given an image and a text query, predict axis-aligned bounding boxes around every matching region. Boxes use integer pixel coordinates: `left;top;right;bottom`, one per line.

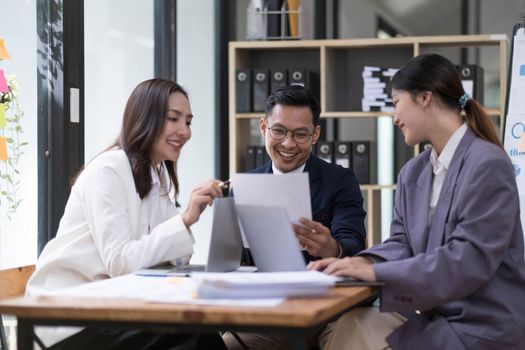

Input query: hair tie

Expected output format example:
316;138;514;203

458;93;471;109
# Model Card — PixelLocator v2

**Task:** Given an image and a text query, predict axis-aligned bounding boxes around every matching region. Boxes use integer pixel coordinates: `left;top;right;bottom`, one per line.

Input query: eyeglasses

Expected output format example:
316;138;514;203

267;125;314;144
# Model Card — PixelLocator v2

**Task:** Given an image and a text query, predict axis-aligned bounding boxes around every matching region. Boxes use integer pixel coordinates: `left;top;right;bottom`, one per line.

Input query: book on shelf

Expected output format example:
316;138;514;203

362;105;395;113
362;96;392;102
361;65;398;113
286;0;300;37
362;94;389;101
363;82;387;89
363;76;388;84
361;100;389;107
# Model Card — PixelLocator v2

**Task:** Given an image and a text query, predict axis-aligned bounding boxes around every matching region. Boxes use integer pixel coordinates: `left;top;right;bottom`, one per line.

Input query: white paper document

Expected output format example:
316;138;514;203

48;274;283;307
47;271;338;305
232;172;312;223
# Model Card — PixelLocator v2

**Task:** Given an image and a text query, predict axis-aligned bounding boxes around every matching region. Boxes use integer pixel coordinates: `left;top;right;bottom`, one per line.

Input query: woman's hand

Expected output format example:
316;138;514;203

307;256;377;282
182;179;223;228
293;218;340;258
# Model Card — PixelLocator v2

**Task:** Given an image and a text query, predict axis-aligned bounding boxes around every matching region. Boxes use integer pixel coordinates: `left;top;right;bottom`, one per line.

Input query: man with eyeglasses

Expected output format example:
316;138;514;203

224;85;367;350
249;85;366;261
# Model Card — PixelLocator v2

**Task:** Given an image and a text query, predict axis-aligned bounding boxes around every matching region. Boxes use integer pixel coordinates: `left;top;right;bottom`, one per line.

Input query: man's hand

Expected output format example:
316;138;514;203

293;218;341;258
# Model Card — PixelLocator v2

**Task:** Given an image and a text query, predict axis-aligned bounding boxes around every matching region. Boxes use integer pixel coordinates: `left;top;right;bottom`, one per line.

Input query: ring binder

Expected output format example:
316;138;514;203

253;69;269;112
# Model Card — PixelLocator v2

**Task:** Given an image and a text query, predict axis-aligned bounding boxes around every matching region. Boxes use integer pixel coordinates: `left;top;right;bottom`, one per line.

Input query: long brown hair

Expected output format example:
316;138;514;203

112;79;189;199
391;53;501;148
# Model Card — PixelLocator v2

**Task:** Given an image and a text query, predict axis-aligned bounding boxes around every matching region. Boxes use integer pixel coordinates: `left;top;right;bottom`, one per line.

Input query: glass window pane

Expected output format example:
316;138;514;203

84;0;154;162
0;1;38;268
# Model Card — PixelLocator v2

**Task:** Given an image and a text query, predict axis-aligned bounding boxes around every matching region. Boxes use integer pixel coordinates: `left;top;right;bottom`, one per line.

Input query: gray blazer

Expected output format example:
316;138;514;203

364;129;525;349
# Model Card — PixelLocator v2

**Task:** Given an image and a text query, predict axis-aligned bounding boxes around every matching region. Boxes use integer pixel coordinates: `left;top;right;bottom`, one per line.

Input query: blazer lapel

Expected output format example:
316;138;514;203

262;161;273;173
304;154;320;198
407;160;433;255
426;129;475;251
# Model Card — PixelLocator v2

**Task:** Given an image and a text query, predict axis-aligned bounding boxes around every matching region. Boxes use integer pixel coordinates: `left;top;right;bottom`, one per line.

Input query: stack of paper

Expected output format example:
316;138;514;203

47;274;284;307
361;66;398;112
194;271;339;299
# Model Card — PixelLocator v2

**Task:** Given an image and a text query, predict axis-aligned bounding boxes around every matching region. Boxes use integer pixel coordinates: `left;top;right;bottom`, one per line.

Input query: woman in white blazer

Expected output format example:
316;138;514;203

26;79;226;349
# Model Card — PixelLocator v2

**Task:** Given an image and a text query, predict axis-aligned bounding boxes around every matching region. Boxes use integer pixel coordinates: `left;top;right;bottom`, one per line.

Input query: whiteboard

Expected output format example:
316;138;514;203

503;24;525;236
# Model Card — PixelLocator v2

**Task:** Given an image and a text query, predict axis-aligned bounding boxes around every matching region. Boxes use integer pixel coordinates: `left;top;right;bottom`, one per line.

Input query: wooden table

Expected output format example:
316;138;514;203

0;286;375;350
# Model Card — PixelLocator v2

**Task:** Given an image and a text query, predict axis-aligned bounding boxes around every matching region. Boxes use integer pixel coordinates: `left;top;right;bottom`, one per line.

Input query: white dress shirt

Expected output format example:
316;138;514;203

26;149;194;347
428;123;468;222
272;161;306;175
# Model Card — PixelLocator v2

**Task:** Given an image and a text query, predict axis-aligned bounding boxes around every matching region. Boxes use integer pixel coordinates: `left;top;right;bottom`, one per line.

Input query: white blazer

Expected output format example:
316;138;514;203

26;149;194;347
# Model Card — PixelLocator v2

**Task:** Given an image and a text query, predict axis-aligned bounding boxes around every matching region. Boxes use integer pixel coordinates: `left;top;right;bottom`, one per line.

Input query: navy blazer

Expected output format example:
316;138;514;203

249;153;366;260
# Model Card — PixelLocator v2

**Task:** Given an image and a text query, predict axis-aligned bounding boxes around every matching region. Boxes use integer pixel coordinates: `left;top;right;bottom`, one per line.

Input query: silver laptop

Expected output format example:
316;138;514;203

136;197;243;276
235;204;306;272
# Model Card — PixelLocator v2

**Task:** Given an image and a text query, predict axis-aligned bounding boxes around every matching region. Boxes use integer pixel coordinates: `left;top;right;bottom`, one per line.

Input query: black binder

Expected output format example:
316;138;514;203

316;141;333;163
253;69;269;112
334;141;352;168
236;69;252;112
267;0;283;38
394;127;413;181
262;146;271;164
352;141;370;184
245;145;257;171
456;64;484;104
270;69;288;93
255;146;266;168
289;68;311;88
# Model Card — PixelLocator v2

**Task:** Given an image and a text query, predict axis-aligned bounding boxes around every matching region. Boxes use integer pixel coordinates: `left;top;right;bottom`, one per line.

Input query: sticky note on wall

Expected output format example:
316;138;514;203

0;136;8;160
0;69;8;93
520;64;525;77
0;103;5;128
0;38;11;60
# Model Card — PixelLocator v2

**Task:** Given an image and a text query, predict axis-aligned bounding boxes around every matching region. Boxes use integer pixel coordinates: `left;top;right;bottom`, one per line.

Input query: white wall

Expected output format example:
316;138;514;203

338;0;413;39
84;0;154;162
0;0;38;268
176;0;216;264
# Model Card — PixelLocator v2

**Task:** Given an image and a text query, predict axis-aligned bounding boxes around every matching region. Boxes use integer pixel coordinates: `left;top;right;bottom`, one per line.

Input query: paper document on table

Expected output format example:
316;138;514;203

232;172;312;223
47;274;283;307
194;270;338;299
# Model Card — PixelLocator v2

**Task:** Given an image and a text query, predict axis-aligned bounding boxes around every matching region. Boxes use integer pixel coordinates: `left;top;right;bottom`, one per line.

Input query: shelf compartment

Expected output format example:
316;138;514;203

323;46;413;112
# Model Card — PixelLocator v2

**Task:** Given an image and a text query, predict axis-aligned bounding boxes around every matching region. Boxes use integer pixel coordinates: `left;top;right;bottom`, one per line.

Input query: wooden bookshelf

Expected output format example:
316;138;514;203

229;34;508;246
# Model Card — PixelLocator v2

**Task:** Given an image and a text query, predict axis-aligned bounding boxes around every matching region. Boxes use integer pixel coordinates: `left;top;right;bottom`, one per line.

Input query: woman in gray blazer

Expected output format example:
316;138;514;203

310;54;525;350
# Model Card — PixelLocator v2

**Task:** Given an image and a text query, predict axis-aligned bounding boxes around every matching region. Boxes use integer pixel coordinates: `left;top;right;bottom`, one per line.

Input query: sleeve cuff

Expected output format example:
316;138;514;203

152;214;195;259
